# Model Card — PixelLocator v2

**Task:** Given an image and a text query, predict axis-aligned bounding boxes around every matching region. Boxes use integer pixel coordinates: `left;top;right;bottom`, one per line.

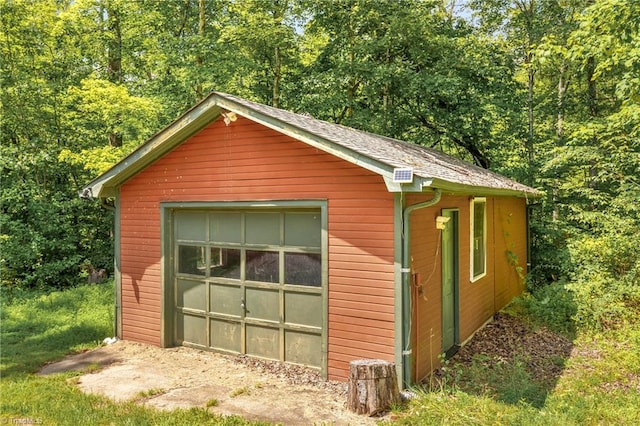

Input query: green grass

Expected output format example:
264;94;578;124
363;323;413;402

0;282;269;425
229;386;251;397
135;388;166;399
2;282;639;425
1;283;114;375
391;308;640;425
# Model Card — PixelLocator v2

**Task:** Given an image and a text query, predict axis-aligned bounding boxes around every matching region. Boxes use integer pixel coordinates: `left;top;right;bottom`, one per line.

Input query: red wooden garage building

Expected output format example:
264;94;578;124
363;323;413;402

82;92;537;386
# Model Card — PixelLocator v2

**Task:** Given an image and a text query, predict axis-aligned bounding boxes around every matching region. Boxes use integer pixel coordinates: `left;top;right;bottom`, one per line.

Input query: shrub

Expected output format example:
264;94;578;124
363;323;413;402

517;281;577;336
0;184;113;292
566;229;640;329
528;217;573;290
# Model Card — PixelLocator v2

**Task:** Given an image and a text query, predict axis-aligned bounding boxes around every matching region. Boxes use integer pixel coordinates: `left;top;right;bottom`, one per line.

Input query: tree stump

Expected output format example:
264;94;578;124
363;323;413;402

347;359;400;416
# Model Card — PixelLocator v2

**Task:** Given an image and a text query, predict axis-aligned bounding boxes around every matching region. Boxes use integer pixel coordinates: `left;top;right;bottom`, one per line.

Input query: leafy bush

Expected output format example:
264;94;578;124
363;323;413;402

528;216;573;290
527;204;640;332
566;228;640;329
0;179;113;292
516;281;577;336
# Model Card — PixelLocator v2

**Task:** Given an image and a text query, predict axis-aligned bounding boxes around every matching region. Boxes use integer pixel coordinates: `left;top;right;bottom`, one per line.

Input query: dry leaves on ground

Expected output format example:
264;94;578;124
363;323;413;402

434;313;573;387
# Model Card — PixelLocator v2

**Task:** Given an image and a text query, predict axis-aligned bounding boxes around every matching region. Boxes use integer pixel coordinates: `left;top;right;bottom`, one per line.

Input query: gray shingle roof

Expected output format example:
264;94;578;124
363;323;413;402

83;91;538;198
216;92;537;195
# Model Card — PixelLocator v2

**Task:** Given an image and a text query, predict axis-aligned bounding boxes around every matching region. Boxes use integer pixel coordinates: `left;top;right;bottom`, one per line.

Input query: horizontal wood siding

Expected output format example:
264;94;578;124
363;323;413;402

409;195;527;382
458;197;495;342
118;116;395;381
493;197;527;310
407;194;469;381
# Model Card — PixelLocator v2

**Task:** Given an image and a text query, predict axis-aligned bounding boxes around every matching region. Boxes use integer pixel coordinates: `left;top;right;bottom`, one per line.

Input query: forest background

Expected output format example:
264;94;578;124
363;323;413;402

1;0;638;330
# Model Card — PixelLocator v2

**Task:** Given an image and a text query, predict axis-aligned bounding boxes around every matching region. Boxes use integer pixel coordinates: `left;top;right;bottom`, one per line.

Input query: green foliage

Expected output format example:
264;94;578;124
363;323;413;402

59;142;138;176
528;216;573;288
513;283;577;337
566;225;640;329
61;77;162;150
0;177;113;290
477;0;640;333
220;0;303;107
299;0;523;169
523;219;639;332
430;353;463;393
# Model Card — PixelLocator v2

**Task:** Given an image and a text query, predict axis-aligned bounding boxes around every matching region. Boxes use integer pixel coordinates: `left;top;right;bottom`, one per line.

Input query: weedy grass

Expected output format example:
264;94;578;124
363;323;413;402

389;299;640;426
229;386;251;398
135;388;166;399
0;282;269;425
1;283;114;376
3;281;639;425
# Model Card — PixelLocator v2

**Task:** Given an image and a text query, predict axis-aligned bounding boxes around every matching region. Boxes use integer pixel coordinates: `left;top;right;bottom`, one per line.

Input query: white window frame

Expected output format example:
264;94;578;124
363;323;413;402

470;197;487;282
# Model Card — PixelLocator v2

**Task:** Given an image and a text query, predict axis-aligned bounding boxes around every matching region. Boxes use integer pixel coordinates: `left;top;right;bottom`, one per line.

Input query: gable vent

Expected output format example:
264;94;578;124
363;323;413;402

393;167;414;183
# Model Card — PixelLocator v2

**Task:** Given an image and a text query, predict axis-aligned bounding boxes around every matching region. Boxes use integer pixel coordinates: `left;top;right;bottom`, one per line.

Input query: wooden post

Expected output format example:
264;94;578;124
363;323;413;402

347;359;400;416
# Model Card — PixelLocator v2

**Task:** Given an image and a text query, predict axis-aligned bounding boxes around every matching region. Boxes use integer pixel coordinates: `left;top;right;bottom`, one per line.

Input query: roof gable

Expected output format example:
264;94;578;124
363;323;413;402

82;92;538;198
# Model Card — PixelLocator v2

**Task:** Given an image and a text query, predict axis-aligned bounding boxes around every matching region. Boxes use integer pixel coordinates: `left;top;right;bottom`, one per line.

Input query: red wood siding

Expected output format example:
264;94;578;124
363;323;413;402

118;117;396;381
458;198;496;341
409;194;527;382
407;194;470;381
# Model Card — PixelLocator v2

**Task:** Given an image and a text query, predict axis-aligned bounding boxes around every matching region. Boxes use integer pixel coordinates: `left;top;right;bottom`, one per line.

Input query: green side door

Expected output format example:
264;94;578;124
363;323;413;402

441;209;459;356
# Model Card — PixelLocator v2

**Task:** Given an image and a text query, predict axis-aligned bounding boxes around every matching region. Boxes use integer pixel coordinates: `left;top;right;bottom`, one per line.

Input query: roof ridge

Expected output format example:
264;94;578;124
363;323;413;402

83;91;538;198
214;92;533;193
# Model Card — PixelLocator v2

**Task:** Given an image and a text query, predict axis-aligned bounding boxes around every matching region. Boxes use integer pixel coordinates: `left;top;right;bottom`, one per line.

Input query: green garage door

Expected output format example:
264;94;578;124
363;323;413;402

172;209;325;369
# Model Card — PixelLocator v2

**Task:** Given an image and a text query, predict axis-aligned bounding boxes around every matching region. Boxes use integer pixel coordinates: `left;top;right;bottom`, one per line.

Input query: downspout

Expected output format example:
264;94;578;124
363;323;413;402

80;188;120;339
99;198;119;339
401;188;442;388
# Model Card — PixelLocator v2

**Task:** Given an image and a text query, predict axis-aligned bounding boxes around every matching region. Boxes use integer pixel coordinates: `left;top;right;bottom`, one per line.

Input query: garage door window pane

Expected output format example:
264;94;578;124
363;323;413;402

284;252;321;286
210;213;241;243
284;213;321;247
175;212;207;241
210;248;241;279
246;250;279;283
245;213;280;245
178;245;206;276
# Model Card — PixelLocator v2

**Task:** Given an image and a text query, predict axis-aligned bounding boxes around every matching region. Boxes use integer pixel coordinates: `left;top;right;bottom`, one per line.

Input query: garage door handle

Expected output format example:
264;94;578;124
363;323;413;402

240;298;245;310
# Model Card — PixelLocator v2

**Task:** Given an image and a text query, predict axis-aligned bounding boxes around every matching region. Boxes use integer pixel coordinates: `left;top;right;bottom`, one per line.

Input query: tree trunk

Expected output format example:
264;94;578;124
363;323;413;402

106;6;122;83
527;63;535;168
195;0;205;100
586;56;598;196
515;0;537;185
106;2;122;147
553;62;568;222
273;45;281;108
347;359;399;416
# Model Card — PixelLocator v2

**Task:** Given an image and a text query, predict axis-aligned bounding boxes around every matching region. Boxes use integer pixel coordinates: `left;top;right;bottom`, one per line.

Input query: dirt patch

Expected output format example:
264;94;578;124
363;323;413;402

40;341;381;425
